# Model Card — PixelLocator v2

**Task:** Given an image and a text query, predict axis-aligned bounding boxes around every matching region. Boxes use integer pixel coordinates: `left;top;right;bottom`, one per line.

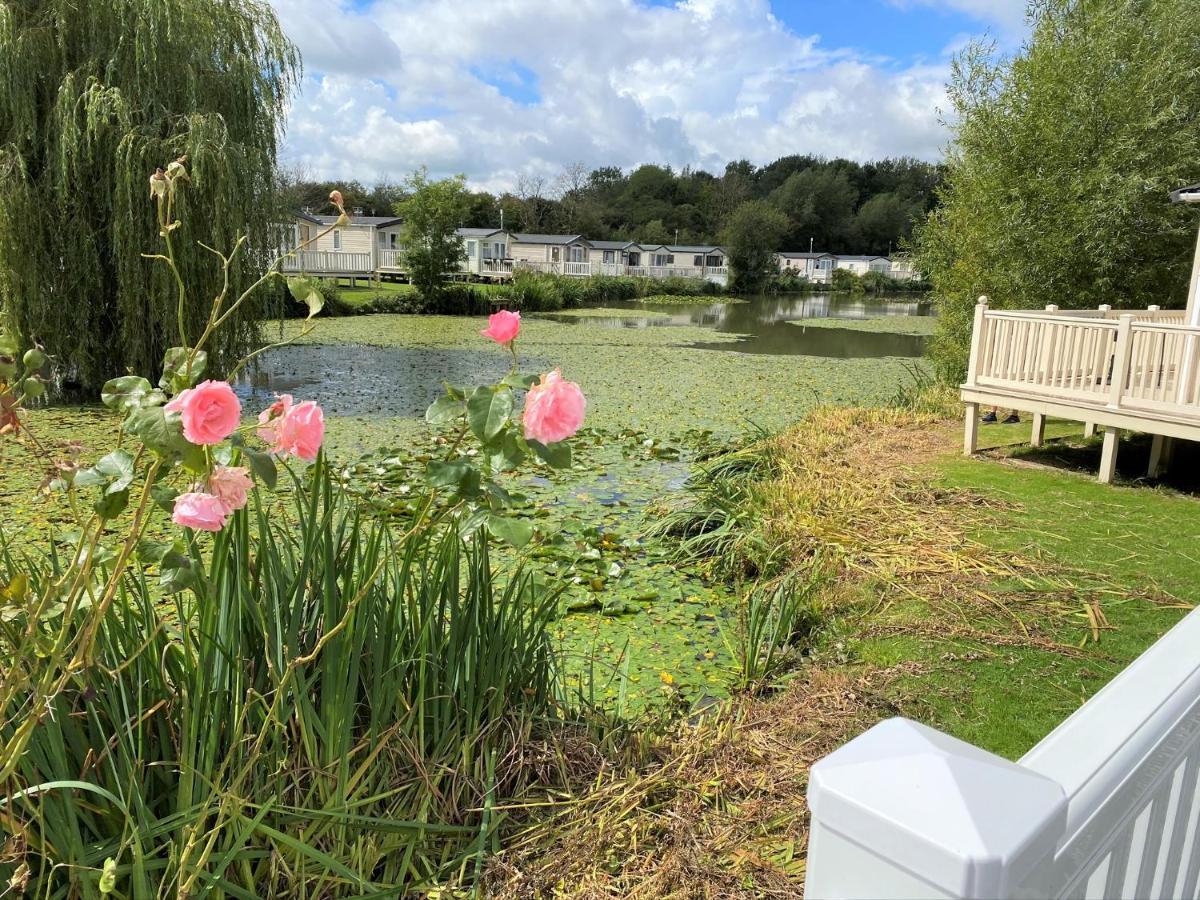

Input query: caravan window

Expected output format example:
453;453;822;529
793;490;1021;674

333;229;342;251
693;255;704;267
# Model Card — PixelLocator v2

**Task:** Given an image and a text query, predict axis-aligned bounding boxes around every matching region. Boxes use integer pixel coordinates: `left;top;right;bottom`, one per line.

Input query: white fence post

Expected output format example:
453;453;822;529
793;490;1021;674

804;718;1067;900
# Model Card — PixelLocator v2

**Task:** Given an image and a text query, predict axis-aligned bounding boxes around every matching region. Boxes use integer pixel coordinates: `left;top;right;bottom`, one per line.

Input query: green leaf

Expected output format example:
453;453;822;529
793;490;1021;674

528;439;572;469
124;406;182;454
466;385;513;443
150;484;180;514
93;488;130;520
487;514;534;548
101;376;165;412
287;275;325;319
501;372;539;390
76;450;136;493
425;394;464;426
241;445;278;491
485;430;525;473
159;550;198;594
159;347;207;393
426;459;481;497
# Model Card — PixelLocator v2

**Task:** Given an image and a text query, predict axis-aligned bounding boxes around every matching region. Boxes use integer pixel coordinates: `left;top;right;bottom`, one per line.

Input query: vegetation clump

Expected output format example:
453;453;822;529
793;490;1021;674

917;0;1200;381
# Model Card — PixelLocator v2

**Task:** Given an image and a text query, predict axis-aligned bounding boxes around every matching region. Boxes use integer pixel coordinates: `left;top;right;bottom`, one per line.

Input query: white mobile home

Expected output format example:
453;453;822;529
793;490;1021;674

777;251;835;283
833;255;891;276
510;234;593;276
457;227;513;279
285;211;405;276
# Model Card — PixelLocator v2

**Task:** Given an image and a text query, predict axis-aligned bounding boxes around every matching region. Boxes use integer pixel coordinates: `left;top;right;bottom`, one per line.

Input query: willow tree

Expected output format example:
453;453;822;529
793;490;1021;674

0;0;299;395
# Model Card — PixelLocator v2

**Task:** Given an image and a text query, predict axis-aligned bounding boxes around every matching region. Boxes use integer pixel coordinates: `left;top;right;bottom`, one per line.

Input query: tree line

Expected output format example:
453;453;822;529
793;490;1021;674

280;154;943;256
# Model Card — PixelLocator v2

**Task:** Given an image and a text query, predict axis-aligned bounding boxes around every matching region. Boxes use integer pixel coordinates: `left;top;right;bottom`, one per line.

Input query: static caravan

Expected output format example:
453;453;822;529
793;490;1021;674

286;212;405;276
509;234;593;276
833;255;891;276
457;227;514;279
777;251;835;283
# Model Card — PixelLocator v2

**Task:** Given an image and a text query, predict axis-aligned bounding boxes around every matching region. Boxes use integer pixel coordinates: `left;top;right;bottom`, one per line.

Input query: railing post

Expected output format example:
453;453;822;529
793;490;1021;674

1109;314;1135;408
805;718;1067;899
964;296;989;387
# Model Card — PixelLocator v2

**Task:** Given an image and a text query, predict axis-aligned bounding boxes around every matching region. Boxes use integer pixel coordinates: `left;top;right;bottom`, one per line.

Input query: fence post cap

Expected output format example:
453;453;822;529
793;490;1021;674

977;295;989;306
808;718;1066;898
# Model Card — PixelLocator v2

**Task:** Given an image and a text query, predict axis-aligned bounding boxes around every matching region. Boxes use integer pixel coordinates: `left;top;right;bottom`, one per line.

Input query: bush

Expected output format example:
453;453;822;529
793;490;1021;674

830;268;860;292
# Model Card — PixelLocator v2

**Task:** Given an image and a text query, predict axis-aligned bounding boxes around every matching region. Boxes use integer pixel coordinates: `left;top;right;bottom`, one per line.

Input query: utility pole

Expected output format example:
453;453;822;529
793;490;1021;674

809;236;814;253
675;228;679;245
499;206;504;231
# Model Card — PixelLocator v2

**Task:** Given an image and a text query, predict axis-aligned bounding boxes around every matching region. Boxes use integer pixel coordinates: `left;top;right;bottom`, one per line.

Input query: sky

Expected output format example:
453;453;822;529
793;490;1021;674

267;0;1029;192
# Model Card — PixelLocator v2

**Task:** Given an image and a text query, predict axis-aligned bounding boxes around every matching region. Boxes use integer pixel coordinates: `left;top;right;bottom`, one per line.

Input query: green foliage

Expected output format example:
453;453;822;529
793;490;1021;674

397;168;470;300
0;0;298;395
0;459;559;895
728;568;824;693
495;272;720;313
917;0;1200;382
724;200;789;292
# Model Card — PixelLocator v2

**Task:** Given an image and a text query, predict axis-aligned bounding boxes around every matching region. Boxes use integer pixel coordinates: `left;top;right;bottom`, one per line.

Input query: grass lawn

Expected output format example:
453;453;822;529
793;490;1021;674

851;422;1196;759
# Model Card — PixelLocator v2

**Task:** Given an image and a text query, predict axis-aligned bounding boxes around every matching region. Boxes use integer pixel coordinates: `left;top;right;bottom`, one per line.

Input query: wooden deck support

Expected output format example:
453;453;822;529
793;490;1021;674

1083;422;1096;439
963;403;979;455
1099;427;1120;484
1030;412;1046;448
1147;434;1173;478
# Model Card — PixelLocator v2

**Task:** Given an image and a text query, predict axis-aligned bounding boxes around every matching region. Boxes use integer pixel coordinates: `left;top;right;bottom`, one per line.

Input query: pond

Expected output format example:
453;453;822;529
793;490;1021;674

542;293;933;358
223;298;936;709
237;293;933;416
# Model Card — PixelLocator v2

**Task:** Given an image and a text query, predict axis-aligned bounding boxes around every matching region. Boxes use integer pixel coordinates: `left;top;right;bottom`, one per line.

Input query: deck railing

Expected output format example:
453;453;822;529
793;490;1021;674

562;260;591;277
964;302;1200;419
805;604;1200;899
377;249;405;270
280;250;373;274
479;258;513;276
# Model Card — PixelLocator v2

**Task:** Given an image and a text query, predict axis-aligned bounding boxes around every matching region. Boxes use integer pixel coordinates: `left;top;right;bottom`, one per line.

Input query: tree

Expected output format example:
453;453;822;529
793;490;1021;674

396;169;469;299
917;0;1200;382
770;169;859;251
0;0;298;395
723;200;788;292
854;193;921;256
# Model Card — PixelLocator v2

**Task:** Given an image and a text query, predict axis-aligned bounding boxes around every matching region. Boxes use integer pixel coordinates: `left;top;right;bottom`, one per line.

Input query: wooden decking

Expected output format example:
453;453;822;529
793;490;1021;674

961;300;1200;482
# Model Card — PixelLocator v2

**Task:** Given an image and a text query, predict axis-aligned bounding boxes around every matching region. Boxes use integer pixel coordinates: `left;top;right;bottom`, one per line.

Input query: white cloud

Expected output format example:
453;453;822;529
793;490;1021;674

270;0;955;190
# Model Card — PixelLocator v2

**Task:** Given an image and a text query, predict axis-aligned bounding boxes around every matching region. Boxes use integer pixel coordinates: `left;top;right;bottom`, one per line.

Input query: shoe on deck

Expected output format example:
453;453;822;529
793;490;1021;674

1002;414;1020;424
981;412;998;423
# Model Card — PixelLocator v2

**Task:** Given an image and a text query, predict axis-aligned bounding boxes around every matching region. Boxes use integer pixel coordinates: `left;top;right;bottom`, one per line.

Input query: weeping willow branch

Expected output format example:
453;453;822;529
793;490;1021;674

0;0;300;396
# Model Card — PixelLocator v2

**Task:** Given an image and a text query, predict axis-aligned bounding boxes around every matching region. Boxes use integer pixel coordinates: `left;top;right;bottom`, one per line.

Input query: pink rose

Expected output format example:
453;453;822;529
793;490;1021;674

274;400;325;461
523;369;585;445
172;491;231;532
256;393;293;444
481;310;521;346
164;380;241;446
209;465;253;511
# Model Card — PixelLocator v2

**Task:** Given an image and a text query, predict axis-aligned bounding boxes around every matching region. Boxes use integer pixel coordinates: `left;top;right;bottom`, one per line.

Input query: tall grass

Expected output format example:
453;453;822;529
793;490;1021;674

0;458;558;896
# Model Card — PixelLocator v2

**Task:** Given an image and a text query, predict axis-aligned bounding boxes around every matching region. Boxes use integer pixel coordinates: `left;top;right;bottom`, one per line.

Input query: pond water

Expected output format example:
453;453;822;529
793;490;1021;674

237;293;932;415
543;292;932;358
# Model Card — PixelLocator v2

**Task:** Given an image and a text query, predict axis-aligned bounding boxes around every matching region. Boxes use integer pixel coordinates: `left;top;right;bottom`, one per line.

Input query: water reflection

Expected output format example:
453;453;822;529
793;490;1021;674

542;293;932;358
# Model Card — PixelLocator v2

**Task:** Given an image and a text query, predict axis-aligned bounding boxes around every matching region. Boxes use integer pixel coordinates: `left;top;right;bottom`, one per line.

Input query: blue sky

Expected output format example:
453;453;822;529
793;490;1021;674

269;0;1027;190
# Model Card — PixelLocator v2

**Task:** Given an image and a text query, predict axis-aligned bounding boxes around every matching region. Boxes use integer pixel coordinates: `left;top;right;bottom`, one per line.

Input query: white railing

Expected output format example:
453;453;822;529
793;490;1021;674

279;250;373;274
513;260;561;275
480;258;513;276
963;302;1200;420
705;265;729;277
805;604;1200;899
562;261;591;277
595;262;627;276
627;265;705;279
377;249;405;270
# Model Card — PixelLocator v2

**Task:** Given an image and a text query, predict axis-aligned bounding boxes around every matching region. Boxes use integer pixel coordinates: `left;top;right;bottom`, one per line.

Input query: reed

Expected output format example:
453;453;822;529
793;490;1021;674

0;458;558;896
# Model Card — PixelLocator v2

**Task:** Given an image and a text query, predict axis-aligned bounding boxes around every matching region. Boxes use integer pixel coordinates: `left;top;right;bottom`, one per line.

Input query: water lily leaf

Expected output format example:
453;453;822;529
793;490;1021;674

101;376;165;412
487;514;534;548
467;385;513;443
